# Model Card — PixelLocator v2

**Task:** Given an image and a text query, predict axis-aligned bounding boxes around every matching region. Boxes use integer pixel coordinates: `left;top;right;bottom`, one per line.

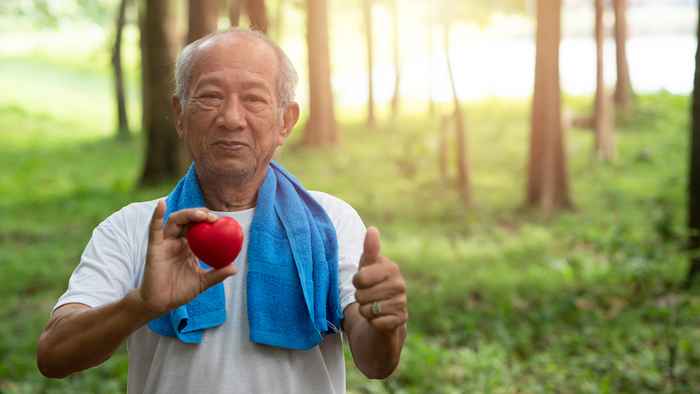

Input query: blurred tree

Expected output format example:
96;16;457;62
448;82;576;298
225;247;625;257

526;0;571;213
594;0;615;161
229;0;243;25
687;0;700;287
444;21;470;205
389;0;400;120
362;0;376;128
613;0;633;116
139;0;181;185
188;0;219;43
228;0;268;33
112;0;130;141
247;0;269;33
303;0;337;146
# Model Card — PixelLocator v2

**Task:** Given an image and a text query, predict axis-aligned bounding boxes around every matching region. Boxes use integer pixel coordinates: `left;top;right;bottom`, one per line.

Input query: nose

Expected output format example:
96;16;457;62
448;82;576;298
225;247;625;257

218;94;246;131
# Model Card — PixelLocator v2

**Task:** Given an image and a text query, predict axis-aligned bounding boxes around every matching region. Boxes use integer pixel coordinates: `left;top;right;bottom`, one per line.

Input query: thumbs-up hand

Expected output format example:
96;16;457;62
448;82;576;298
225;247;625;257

352;227;408;334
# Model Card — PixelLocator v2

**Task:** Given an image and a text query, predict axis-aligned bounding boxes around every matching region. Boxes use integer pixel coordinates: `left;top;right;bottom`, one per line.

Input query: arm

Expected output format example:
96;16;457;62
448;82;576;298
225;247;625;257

37;200;236;378
343;227;408;379
37;292;158;378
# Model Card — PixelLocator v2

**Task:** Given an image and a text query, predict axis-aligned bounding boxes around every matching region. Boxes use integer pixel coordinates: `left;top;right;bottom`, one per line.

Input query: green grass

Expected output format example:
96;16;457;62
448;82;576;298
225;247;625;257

1;52;699;394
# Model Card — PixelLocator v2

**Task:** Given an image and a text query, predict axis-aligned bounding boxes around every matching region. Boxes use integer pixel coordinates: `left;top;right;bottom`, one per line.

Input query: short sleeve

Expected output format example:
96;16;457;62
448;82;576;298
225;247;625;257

53;210;135;312
310;192;366;313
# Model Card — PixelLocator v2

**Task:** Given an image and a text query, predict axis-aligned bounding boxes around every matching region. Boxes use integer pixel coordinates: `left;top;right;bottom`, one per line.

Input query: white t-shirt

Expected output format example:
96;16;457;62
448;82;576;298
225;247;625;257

53;191;366;394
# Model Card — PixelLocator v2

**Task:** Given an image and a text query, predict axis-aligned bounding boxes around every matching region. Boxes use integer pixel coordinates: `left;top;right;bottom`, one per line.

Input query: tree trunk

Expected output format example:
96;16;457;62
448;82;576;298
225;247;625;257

362;0;375;128
139;0;181;186
613;0;633;115
303;0;337;146
247;0;269;33
112;0;130;140
526;0;571;213
687;1;700;287
188;0;219;43
594;0;615;161
389;0;400;120
438;114;450;184
230;0;243;26
444;23;470;206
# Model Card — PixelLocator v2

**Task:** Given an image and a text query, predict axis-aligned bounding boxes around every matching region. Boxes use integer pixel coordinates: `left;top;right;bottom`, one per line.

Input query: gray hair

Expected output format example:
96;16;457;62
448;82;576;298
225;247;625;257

174;28;298;110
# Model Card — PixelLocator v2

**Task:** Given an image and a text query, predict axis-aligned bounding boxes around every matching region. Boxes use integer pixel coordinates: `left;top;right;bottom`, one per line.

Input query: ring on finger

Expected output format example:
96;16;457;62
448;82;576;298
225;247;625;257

371;301;382;317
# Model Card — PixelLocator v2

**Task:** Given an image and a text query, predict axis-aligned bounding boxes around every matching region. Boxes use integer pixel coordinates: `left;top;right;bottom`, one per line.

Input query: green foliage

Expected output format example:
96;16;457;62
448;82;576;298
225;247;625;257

0;55;697;394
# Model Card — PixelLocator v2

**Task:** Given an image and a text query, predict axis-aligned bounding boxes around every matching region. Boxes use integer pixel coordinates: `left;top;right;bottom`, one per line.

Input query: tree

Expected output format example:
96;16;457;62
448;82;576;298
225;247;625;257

687;0;700;287
613;0;633;115
444;21;470;206
188;0;219;43
594;0;615;161
228;0;268;33
526;0;571;213
139;0;181;185
389;0;400;120
247;0;269;33
112;0;130;141
362;0;376;128
303;0;338;146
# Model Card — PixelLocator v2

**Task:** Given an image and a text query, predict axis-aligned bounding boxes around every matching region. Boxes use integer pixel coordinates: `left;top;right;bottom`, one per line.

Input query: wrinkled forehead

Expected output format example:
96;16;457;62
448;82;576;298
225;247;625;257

190;34;280;89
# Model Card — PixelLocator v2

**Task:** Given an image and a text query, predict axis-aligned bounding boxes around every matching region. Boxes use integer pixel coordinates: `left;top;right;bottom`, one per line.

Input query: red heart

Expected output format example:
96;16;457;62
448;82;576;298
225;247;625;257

186;216;244;269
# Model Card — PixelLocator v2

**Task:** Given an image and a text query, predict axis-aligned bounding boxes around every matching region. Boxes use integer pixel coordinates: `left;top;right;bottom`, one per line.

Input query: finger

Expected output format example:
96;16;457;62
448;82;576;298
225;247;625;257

370;315;406;333
201;264;238;290
149;199;166;243
163;208;218;239
355;277;406;305
358;296;405;320
358;227;381;269
352;258;394;289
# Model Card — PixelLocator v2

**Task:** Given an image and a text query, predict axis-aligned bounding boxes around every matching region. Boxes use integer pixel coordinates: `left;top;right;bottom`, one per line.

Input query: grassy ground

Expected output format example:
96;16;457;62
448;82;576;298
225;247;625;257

1;51;699;393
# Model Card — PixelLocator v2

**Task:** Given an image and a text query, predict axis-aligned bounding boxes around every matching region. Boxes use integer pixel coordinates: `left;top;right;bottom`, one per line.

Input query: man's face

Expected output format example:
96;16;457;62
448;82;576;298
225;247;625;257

174;36;297;181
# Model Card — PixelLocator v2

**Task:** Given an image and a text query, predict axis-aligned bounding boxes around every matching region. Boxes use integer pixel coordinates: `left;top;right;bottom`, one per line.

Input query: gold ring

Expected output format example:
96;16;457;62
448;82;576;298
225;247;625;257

371;301;381;317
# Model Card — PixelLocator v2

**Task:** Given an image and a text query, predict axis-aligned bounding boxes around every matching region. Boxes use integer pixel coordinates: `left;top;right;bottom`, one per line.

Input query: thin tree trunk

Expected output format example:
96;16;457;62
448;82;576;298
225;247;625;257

686;0;700;287
438;114;450;184
188;0;219;43
303;0;337;146
444;23;470;206
247;0;269;33
230;0;243;26
362;0;375;128
613;0;633;115
594;0;615;161
139;0;181;185
112;0;130;140
389;0;400;120
526;0;571;213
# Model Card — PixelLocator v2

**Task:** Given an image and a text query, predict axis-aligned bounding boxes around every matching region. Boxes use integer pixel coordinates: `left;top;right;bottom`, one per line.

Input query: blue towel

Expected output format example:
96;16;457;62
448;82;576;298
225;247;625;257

147;161;342;350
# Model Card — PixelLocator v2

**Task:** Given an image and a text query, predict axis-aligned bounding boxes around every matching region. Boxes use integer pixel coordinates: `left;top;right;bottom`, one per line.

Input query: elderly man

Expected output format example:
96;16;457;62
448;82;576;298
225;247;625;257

36;29;407;393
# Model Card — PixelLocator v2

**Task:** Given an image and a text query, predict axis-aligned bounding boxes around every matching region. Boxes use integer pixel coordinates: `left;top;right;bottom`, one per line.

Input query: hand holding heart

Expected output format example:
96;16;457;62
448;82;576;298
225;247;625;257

352;227;408;334
138;200;238;315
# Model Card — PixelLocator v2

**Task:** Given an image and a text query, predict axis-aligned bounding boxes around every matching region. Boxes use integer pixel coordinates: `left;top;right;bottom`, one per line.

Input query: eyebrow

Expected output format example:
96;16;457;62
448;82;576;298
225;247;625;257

194;76;272;94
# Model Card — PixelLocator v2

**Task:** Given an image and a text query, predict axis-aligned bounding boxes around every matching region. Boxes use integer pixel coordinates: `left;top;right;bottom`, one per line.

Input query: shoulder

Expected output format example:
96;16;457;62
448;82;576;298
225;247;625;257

308;191;365;235
97;198;162;239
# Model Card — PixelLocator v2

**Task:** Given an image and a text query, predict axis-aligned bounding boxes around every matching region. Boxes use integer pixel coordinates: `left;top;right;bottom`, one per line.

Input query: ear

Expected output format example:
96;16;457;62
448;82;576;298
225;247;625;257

278;102;300;144
172;96;185;138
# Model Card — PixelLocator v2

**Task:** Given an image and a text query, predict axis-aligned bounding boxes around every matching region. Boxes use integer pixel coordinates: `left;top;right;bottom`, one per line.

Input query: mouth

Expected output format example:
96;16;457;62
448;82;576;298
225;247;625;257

213;141;249;152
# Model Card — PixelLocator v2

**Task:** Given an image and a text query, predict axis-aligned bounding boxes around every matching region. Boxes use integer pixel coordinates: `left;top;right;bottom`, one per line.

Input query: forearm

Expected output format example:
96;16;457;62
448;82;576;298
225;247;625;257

347;312;407;379
37;289;158;378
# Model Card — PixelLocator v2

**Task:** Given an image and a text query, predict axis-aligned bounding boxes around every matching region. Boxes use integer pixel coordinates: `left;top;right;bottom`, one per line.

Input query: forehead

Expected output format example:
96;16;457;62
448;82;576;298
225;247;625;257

190;34;280;89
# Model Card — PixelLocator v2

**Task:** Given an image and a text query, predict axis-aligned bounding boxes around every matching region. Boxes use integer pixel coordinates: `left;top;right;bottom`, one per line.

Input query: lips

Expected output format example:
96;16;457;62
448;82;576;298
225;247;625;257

213;141;250;152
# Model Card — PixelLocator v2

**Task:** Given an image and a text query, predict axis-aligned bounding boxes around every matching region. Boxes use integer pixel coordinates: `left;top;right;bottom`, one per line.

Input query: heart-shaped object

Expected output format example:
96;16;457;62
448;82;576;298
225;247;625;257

186;216;244;269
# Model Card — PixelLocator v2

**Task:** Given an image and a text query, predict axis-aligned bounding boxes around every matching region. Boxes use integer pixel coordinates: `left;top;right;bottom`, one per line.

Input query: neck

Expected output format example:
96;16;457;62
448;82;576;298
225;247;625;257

195;165;268;211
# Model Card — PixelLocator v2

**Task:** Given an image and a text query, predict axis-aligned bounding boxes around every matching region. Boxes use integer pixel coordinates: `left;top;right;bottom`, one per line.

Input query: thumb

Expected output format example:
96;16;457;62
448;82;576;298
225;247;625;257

148;199;166;242
359;227;381;269
202;264;238;290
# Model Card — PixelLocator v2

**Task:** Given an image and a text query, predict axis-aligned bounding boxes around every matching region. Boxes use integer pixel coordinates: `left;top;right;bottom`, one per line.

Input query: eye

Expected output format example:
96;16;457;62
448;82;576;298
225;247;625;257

244;95;266;103
195;93;223;107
